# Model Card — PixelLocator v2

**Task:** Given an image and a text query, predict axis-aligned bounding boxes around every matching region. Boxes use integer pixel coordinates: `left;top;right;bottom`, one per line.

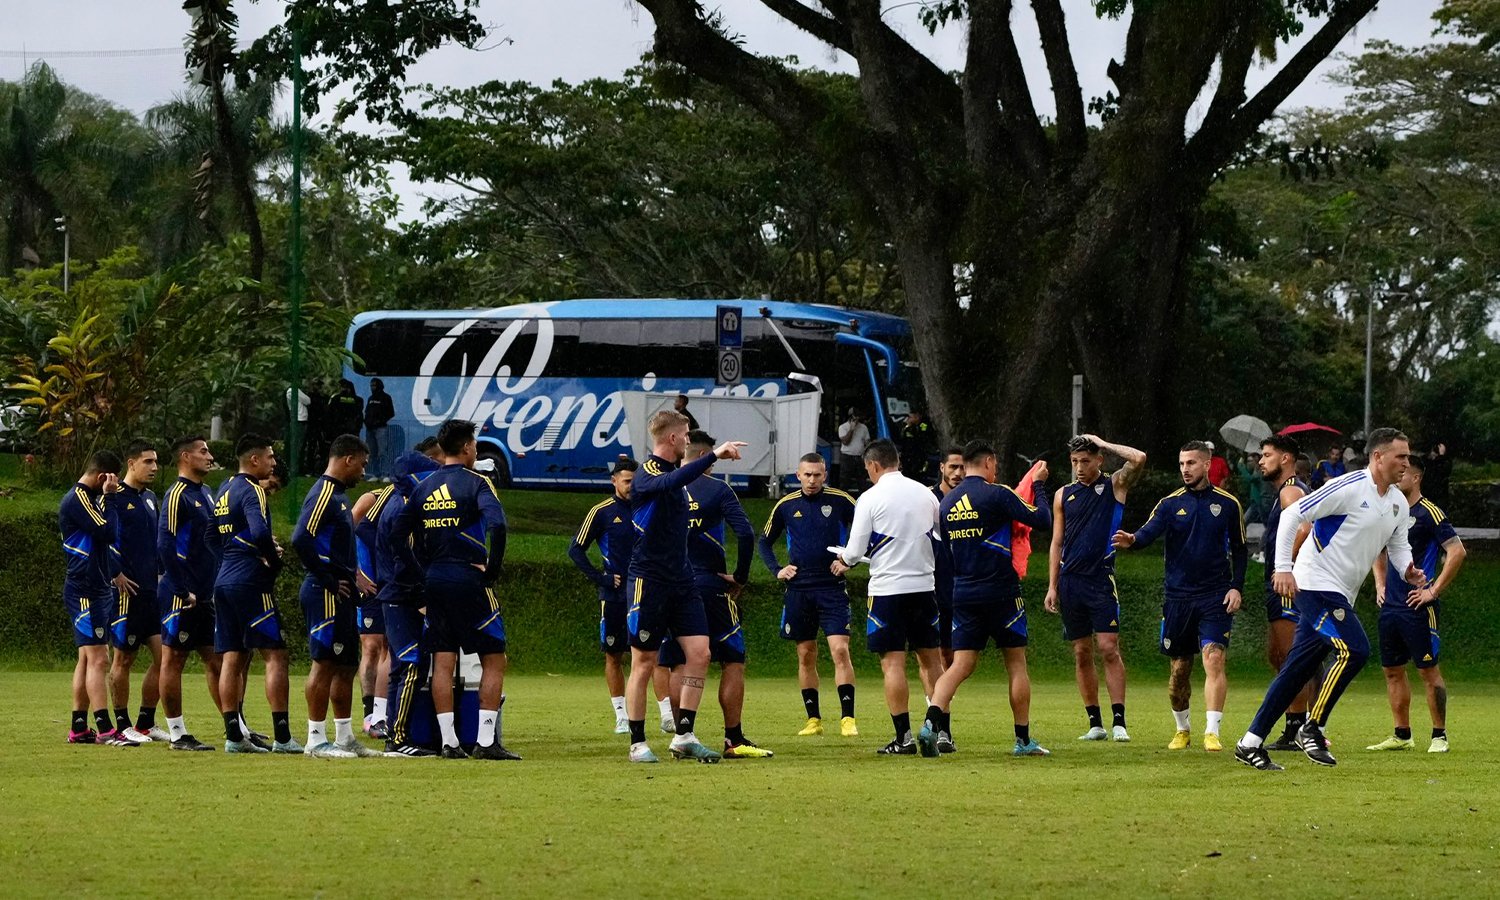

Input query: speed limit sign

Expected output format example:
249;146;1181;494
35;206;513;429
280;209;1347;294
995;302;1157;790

716;348;742;386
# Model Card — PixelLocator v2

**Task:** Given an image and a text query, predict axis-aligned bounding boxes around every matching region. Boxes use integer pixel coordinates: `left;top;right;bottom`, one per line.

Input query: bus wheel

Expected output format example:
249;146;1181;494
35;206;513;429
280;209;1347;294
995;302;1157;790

478;446;513;488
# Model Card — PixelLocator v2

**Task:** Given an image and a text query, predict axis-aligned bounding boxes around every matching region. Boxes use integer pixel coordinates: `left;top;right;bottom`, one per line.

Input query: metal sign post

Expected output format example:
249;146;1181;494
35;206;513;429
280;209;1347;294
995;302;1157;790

716;305;743;387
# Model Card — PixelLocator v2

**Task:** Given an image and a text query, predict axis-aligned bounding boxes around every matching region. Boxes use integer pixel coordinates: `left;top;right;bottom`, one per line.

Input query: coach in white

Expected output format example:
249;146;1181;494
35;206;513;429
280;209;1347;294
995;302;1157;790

1235;427;1426;771
833;438;944;755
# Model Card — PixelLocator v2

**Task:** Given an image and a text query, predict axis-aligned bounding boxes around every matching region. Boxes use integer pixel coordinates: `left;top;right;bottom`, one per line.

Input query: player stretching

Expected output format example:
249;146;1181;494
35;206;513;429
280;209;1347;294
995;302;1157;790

921;442;1052;757
292;434;376;758
1113;442;1246;752
156;436;222;751
1256;435;1317;751
622;410;745;763
392;419;520;760
213;434;296;754
351;485;393;740
657;431;771;758
1236;428;1425;770
759;453;859;737
1367;453;1465;754
107;440;164;743
375;452;440;756
835;439;943;756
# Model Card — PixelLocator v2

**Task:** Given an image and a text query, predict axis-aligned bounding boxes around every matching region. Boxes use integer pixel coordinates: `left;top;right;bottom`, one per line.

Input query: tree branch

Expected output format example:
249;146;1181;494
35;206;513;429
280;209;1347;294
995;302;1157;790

757;0;853;54
1029;0;1086;158
969;0;1048;174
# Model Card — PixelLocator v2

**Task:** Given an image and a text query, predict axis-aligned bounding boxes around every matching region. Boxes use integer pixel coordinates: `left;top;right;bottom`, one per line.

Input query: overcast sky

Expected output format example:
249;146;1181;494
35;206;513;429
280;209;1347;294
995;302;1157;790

6;0;1447;213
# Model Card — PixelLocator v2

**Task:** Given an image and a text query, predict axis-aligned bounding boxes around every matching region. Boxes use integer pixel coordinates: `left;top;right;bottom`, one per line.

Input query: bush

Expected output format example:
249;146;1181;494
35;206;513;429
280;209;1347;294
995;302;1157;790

1443;480;1499;528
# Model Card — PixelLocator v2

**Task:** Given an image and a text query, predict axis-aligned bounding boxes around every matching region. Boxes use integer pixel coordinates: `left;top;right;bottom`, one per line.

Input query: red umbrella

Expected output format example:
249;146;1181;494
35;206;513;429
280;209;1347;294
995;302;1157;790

1278;422;1342;437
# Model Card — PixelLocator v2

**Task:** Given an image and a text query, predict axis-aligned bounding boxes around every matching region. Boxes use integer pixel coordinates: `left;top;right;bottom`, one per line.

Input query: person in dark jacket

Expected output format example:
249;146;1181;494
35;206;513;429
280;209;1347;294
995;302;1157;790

364;378;396;480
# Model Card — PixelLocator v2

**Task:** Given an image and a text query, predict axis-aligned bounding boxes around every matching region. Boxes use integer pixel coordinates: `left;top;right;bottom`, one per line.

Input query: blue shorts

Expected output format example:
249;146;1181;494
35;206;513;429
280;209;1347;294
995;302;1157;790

159;587;216;651
660;580;746;666
383;602;426;668
1159;595;1233;658
213;582;286;654
951;599;1027;651
780;587;851;641
109;585;159;650
424;568;507;656
866;591;940;654
299;579;359;665
65;585;111;647
1379;604;1440;669
1057;572;1120;641
1264;585;1299;623
626;576;708;651
600;599;628;654
357;600;386;636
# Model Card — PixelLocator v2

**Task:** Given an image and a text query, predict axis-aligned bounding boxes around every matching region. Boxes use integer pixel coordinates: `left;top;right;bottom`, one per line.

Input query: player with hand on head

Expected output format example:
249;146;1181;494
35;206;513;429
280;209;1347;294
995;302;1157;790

106;439;164;743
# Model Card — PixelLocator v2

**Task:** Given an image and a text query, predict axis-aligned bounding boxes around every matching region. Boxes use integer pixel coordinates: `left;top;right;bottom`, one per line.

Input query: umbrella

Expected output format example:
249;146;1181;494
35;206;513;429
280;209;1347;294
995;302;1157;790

1278;422;1342;437
1219;415;1272;454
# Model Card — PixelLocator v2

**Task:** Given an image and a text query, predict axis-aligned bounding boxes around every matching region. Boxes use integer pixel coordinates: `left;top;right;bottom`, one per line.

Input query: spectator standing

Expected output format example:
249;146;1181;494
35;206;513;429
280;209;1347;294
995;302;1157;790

364;378;396;480
837;408;871;493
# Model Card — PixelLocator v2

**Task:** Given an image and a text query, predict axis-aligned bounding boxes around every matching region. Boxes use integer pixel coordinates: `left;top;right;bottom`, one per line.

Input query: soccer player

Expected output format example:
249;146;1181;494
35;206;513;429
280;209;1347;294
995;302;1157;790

1044;434;1146;742
1366;453;1465;754
621;410;746;763
1256;435;1318;751
292;433;376;758
352;483;393;739
375;451;440;757
758;452;859;737
60;450;137;746
107;439;165;743
1112;441;1246;752
932;447;964;671
156;436;223;751
1235;427;1426;770
834;439;943;756
569;459;664;733
921;442;1052;758
657;430;771;758
213;434;296;754
391;419;520;761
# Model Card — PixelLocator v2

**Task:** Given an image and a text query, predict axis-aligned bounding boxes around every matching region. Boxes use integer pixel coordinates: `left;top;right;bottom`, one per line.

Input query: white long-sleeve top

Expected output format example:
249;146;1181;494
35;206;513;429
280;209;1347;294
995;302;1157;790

1274;469;1414;603
841;470;940;596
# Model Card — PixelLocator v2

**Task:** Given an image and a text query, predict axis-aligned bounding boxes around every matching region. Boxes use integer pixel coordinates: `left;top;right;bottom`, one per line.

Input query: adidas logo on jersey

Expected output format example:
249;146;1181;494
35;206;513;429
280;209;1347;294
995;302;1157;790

1176;508;1187;516
612;517;622;523
946;494;979;521
793;510;803;518
423;483;458;511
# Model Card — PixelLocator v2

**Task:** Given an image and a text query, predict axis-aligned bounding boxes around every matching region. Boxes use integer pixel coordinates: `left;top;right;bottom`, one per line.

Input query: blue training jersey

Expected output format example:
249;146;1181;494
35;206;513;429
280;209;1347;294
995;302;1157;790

1130;484;1247;601
1383;497;1458;611
392;463;507;580
628;452;717;583
569;494;636;595
109;483;158;589
213;472;280;589
757;486;857;591
1059;473;1124;577
158;477;216;599
1262;475;1310;593
354;485;397;592
687;474;755;585
940;475;1052;604
59;482;116;590
291;475;357;593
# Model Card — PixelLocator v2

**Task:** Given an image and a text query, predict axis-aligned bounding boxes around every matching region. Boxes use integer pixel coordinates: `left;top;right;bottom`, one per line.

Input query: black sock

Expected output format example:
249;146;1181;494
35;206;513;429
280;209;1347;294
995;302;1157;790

1286;711;1307;729
802;688;821;720
677;708;697;736
1395;726;1412;740
838;683;855;719
924;704;947;734
272;711;291;744
93;710;111;733
1433;727;1446;739
137;706;156;730
725;724;745;745
629;719;646;744
1085;705;1102;729
71;710;87;733
1111;703;1126;728
1015;723;1030;744
892;712;911;741
223;711;244;742
363;694;375;717
114;707;132;732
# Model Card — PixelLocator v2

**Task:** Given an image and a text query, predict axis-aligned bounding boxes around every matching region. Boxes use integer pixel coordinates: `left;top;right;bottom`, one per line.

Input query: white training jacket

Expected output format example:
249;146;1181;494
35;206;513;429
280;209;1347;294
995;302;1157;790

841;470;940;596
1274;468;1414;603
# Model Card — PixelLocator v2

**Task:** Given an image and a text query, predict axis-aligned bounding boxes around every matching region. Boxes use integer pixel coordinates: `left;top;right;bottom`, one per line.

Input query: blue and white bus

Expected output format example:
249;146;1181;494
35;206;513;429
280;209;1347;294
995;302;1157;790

343;299;923;486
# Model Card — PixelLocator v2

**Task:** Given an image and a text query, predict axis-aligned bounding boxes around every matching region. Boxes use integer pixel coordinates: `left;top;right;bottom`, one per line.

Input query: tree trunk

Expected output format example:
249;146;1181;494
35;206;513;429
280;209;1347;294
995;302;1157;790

210;76;265;283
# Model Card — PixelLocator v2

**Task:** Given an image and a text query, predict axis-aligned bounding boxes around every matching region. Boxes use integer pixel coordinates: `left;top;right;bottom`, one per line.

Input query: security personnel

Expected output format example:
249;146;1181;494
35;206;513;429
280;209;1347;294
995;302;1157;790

391;419;518;761
1113;441;1246;753
758;452;858;736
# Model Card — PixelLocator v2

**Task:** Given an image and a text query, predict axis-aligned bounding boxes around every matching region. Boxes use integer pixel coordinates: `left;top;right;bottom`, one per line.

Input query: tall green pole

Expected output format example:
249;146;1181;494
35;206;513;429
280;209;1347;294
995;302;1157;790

287;27;305;517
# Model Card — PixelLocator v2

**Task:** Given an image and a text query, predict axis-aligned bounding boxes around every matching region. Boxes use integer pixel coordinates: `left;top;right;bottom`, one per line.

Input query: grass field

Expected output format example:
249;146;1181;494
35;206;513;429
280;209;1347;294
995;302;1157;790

2;670;1496;897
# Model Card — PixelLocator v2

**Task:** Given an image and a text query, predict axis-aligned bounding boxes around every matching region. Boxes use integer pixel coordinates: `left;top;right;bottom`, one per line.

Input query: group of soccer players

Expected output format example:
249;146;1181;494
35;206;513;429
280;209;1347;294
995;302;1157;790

59;409;1462;769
